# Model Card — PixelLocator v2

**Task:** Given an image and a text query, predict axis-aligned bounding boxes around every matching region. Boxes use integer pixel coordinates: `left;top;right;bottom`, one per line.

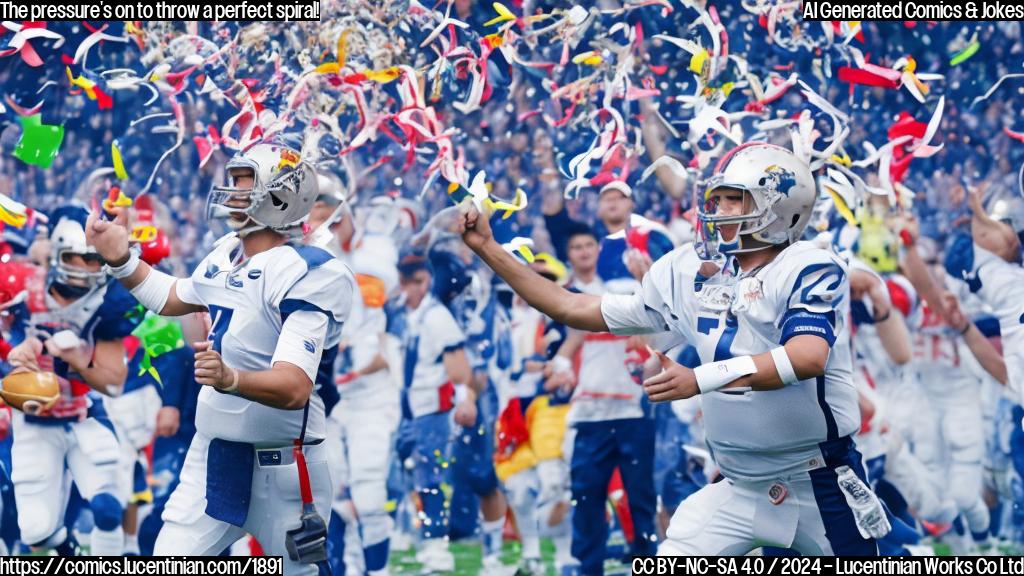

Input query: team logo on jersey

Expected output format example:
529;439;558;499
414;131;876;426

303;339;316;353
228;275;244;288
248;269;262;280
732;277;763;313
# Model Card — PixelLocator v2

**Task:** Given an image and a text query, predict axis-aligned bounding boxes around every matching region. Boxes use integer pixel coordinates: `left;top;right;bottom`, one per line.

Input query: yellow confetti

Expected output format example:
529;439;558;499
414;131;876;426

572;51;603;66
363;67;401;83
112;141;129;180
830;153;852;167
315;62;341;75
102;190;133;213
516;244;535;263
0;195;28;228
824;186;858;226
484;188;528;220
484;2;517;27
337;30;350;69
689;49;710;75
131;225;158;243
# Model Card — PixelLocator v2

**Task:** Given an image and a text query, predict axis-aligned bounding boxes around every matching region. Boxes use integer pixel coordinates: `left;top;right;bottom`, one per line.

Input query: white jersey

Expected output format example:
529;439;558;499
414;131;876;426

338;281;396;406
946;241;1024;400
401;293;465;418
601;241;859;481
910;301;981;405
177;234;355;446
507;303;546;404
569;276;646;424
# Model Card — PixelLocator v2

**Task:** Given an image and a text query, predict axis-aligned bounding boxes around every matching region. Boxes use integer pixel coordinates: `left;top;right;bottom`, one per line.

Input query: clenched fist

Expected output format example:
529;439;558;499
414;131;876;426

193;341;238;392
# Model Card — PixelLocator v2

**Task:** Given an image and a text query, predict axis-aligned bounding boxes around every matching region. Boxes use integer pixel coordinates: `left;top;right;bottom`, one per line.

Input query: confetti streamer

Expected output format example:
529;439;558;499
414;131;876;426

949;34;979;66
12;114;64;169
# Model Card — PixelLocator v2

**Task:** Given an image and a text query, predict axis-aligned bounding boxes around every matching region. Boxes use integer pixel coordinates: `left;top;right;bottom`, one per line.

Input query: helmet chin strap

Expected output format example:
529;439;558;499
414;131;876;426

230;215;304;240
723;233;782;255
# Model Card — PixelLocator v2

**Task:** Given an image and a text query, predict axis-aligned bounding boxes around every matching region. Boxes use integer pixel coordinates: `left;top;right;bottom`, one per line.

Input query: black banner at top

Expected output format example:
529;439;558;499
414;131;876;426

801;0;1024;21
0;0;320;22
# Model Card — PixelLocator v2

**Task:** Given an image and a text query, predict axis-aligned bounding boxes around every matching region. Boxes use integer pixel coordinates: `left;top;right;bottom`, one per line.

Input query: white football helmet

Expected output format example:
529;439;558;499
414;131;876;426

207;143;318;236
49;207;106;293
697;142;817;259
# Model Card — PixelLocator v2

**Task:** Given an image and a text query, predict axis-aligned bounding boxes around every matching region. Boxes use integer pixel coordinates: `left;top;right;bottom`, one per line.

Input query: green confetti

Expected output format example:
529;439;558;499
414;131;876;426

950;39;980;66
12;114;65;169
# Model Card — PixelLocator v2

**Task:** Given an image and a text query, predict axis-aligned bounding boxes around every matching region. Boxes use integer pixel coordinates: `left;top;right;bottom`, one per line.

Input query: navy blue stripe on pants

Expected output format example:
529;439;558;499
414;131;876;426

808;444;878;556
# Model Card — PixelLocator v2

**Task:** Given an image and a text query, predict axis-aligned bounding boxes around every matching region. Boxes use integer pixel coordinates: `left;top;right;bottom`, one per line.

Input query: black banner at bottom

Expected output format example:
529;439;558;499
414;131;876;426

632;556;1024;576
0;557;284;576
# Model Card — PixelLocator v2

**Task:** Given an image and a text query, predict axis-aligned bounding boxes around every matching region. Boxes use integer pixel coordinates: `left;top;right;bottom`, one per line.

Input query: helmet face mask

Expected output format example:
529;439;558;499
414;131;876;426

58;252;104;287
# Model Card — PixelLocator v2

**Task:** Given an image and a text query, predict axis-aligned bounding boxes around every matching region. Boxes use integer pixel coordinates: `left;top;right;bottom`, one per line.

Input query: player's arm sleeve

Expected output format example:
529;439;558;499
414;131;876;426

600;254;675;336
777;254;848;346
272;260;356;383
272;310;330;384
175;277;204;307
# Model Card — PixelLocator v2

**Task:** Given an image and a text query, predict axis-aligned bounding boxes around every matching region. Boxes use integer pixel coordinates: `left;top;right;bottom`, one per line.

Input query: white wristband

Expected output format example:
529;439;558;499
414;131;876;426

454;384;469;405
130;268;176;314
771;346;799;385
693;355;757;394
105;250;140;279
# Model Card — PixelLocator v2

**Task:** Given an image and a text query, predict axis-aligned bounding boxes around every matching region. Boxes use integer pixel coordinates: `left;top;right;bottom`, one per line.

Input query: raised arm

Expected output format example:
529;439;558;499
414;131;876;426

87;208;204;316
968;183;1020;262
898;215;948;316
850;268;911;366
460;206;607;332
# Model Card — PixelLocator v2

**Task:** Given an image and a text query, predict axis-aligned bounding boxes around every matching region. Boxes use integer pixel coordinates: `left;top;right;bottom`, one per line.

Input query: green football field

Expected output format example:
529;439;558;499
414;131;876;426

389;539;631;576
385;540;1023;575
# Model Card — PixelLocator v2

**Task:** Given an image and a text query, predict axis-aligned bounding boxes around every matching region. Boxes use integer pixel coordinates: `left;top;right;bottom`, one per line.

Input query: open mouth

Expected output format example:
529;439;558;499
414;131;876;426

718;223;740;243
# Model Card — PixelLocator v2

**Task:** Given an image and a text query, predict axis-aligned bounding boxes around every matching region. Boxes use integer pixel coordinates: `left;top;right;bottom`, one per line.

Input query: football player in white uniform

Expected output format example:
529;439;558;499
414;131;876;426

460;142;891;556
940;187;1022;402
5;206;141;556
87;143;355;575
393;251;476;573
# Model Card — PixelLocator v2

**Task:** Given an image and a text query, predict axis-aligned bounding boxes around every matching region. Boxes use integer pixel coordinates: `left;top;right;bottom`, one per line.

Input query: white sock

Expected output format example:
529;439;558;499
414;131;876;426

482;518;504;559
123;531;140;555
91;527;124;556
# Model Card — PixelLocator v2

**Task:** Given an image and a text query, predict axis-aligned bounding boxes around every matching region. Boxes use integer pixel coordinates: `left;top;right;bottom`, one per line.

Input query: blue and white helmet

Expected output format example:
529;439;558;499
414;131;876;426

49;205;106;291
698;143;817;259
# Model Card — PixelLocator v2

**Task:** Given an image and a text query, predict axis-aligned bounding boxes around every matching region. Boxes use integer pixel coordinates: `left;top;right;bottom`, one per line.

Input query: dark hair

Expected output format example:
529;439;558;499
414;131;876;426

566;225;598;245
398;253;430;279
